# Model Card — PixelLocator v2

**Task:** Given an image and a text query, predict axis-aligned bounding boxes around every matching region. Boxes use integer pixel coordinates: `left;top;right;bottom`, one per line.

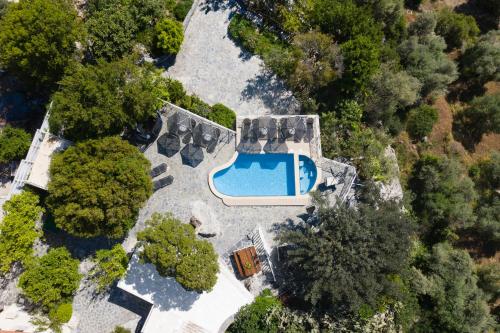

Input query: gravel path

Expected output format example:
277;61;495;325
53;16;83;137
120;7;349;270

165;1;299;116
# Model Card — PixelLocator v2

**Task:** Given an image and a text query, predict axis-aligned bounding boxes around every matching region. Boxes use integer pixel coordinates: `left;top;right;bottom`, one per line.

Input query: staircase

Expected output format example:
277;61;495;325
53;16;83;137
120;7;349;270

251;227;276;282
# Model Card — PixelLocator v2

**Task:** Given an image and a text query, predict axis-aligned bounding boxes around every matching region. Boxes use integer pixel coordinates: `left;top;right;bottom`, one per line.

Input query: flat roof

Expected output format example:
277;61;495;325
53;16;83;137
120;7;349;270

117;254;254;333
25;133;71;190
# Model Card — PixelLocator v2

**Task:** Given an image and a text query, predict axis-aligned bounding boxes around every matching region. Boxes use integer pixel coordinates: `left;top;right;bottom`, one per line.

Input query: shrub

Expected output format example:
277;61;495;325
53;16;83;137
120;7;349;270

137;213;219;292
436;9;479;50
48;303;72;324
113;326;131;333
0;126;32;164
18;247;81;310
0;0;81;91
90;245;129;292
47;137;152;239
0;191;43;274
207;103;236;129
155;18;183;54
461;30;500;85
406;105;438;140
228;289;282;333
173;0;193;21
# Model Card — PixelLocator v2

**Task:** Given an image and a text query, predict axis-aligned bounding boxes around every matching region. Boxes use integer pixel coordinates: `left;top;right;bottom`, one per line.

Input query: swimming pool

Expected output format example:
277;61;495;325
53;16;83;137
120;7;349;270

212;153;317;197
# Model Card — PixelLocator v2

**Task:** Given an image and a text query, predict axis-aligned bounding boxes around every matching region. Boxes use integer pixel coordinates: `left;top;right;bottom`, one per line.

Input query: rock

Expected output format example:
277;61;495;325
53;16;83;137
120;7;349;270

190;216;202;229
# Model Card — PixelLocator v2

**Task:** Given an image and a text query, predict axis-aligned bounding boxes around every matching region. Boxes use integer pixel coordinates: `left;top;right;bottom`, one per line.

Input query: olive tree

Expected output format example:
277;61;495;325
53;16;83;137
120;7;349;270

436;9;479;50
47;137;152;239
406;104;438;140
138;213;219;292
461;30;500;85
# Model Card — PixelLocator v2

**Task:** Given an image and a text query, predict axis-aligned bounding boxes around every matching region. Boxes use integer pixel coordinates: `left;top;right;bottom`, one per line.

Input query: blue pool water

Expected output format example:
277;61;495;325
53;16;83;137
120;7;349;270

213;153;317;197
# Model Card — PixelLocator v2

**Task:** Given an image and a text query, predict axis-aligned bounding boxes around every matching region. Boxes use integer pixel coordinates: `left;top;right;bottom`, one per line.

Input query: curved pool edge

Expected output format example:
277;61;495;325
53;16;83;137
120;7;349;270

207;152;323;207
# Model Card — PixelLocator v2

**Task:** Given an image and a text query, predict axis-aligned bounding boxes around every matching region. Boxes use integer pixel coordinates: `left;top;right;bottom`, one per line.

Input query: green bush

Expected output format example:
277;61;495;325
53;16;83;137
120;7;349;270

436;8;479;50
0;191;43;274
0;126;32;164
207;103;236;129
47;137;152;239
90;245;129;292
173;0;193;21
155;18;183;54
228;289;282;333
406;105;439;140
138;213;219;292
113;326;131;333
48;303;72;324
18;247;81;310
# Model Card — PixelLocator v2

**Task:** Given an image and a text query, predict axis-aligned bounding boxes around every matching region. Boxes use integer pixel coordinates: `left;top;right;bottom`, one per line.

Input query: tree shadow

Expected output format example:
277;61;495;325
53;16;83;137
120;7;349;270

455;0;499;33
200;0;239;13
241;70;299;114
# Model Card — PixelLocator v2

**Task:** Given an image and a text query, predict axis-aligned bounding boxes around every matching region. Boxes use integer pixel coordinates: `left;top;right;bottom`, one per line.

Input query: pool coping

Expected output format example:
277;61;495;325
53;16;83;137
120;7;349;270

208;151;322;206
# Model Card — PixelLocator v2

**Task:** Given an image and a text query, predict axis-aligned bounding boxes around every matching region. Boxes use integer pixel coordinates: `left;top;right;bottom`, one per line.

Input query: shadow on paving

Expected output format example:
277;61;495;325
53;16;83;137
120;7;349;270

108;287;153;333
242;70;299;114
200;0;239;13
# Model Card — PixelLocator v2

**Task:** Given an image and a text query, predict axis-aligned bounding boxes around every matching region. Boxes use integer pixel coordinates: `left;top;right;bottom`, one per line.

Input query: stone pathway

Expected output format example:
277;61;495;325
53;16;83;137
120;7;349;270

165;0;299;116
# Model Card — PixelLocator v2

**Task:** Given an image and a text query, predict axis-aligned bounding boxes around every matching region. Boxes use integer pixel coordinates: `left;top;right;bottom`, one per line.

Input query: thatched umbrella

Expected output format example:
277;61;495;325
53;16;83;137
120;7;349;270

180;143;204;167
157;133;180;157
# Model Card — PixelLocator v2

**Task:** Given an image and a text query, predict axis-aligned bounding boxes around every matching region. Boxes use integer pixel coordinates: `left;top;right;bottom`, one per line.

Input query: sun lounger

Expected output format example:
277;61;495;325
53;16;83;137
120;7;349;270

153;175;174;192
150;163;167;178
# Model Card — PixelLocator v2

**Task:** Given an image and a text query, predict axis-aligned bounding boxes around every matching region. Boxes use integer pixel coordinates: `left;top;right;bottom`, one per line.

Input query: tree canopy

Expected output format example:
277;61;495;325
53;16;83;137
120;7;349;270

49;59;167;141
411;243;492;333
461;30;500;85
279;198;413;315
90;244;129;292
154;18;184;55
137;213;219;292
0;0;81;91
18;247;81;310
435;9;479;50
47;137;152;239
409;155;477;242
0;126;31;164
0;191;43;274
406;104;438;140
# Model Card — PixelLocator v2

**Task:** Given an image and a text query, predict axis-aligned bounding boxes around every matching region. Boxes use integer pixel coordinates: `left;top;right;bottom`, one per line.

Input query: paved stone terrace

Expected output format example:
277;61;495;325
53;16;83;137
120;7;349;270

124;115;305;256
165;0;299;116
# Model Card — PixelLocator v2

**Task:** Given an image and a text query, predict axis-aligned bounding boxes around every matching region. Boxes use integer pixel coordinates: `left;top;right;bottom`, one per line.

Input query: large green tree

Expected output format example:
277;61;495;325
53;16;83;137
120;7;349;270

0;126;31;164
49;59;166;141
0;191;43;274
461;30;500;85
410;243;492;333
138;213;219;292
453;93;500;150
409;155;477;243
279;198;413;315
0;0;81;91
18;247;81;310
47;137;152;239
86;6;138;60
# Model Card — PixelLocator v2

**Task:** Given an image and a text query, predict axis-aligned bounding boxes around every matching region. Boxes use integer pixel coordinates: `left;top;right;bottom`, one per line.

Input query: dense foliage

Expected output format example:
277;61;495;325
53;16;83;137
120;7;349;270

0;191;43;274
435;9;479;50
410;243;492;332
47;137;152;239
460;30;500;85
18;247;81;310
49;59;167;141
154;18;184;55
137;213;219;292
0;126;31;164
409;155;477;242
90;244;129;292
0;0;81;91
406;105;438;140
48;303;73;325
228;289;282;333
279;197;413;315
206;103;236;129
